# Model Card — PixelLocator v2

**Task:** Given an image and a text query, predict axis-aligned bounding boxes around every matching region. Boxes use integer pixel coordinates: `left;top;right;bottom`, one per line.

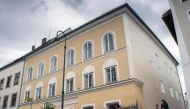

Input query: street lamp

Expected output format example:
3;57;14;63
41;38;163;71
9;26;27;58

56;28;71;109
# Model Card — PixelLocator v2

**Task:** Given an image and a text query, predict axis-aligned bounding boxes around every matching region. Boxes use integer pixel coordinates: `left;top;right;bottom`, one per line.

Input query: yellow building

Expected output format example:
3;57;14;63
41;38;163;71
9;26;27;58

19;3;185;109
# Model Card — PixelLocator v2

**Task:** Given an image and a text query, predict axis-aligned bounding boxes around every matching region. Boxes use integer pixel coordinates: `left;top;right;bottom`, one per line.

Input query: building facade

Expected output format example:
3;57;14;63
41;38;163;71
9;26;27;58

18;3;184;109
0;58;24;109
167;0;190;108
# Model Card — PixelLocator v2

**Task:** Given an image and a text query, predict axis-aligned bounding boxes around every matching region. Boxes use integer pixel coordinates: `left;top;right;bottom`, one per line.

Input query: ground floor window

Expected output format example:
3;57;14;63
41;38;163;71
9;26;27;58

10;93;17;107
83;106;94;109
2;95;9;109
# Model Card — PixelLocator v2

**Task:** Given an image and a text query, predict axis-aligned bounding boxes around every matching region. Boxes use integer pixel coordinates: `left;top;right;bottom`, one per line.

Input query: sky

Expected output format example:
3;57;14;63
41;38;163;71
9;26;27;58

0;0;186;92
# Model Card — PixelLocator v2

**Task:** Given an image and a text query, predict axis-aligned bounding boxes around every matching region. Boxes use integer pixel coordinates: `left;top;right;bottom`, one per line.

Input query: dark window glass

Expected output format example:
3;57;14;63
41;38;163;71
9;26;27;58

2;95;8;109
25;91;31;102
83;41;93;61
105;66;117;84
66;78;74;93
10;93;17;107
104;33;115;52
6;76;12;88
0;79;5;90
36;87;42;100
14;73;20;85
49;83;56;97
84;72;93;88
83;106;94;109
182;0;187;2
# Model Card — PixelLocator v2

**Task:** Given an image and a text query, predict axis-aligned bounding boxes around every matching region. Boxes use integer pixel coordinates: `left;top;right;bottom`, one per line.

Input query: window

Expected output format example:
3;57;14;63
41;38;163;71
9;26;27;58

103;32;115;52
67;49;74;66
66;78;74;93
105;66;117;84
160;81;165;93
84;72;93;89
83;106;94;109
105;101;120;109
14;73;20;85
10;93;17;107
27;67;33;81
50;56;57;73
170;88;174;98
175;91;179;100
25;91;31;102
36;87;42;100
37;62;45;78
0;78;5;90
2;95;8;109
49;83;56;97
6;76;12;88
83;41;93;61
182;0;187;2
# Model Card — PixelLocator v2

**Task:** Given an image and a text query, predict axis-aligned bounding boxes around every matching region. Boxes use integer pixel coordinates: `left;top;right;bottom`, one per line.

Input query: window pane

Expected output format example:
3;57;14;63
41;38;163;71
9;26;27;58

111;66;117;82
27;68;33;81
14;73;20;85
89;73;93;87
108;33;114;51
84;74;88;88
70;78;73;91
104;35;109;52
6;76;12;88
3;95;8;109
0;79;5;90
11;93;17;107
106;68;111;83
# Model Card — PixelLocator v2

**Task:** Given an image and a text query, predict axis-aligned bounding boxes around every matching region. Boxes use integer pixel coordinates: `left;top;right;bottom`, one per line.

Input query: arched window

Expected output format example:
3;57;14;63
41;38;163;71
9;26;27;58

65;72;75;93
82;65;95;89
35;82;43;100
37;61;45;78
83;41;93;61
103;32;115;52
103;58;119;84
67;49;74;66
24;86;31;102
50;56;57;73
48;77;57;97
27;67;33;81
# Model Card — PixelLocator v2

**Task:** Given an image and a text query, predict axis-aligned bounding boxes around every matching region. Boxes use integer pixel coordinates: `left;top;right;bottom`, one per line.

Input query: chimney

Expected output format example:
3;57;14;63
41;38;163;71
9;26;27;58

42;38;47;45
32;45;35;51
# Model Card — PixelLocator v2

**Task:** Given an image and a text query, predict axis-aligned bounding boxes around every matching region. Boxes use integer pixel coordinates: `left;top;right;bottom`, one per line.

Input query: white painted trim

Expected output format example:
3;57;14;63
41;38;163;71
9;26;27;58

101;31;117;54
66;48;76;67
82;65;96;89
81;103;96;109
103;58;120;84
34;81;43;100
49;55;58;74
65;71;76;92
47;77;57;97
82;40;95;62
36;61;45;78
104;99;121;109
122;13;135;78
26;66;33;82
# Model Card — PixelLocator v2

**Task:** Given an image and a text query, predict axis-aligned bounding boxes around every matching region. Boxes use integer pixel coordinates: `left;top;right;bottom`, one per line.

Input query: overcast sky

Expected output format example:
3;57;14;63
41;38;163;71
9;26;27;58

0;0;186;92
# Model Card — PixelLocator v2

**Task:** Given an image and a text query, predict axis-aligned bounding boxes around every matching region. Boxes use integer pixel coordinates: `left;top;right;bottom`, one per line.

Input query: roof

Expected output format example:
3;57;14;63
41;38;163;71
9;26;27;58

0;3;179;71
162;9;177;44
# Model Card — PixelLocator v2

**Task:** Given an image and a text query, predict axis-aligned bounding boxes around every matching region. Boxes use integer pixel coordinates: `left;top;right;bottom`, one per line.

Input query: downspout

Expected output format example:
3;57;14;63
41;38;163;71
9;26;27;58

18;57;26;109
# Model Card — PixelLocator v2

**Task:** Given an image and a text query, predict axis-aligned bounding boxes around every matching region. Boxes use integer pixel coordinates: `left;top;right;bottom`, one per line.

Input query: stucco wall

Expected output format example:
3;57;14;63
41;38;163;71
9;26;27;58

0;61;24;109
123;13;184;109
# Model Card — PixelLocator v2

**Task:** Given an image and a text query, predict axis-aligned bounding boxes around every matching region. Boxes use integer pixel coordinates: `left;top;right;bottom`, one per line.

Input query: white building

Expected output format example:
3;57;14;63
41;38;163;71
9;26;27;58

167;0;190;108
0;58;24;109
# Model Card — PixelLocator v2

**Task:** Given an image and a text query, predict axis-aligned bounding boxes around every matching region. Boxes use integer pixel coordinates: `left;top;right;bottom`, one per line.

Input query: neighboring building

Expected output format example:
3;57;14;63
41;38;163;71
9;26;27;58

0;57;24;109
18;3;184;109
163;0;190;108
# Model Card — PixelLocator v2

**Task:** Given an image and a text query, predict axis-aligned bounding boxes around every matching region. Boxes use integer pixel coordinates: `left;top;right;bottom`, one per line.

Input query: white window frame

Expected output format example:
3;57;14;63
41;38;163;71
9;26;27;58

104;99;121;109
103;58;119;84
175;91;179;100
35;82;43;100
26;66;33;82
170;88;174;98
49;55;58;73
82;40;94;61
160;80;165;94
66;48;75;67
47;77;57;97
37;61;45;78
64;107;74;109
81;103;95;109
82;65;96;89
24;85;31;103
65;72;75;93
102;31;117;54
